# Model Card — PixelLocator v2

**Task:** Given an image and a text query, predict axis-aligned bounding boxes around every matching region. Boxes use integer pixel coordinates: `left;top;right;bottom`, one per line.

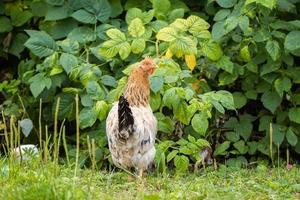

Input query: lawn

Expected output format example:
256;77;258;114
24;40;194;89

1;159;300;200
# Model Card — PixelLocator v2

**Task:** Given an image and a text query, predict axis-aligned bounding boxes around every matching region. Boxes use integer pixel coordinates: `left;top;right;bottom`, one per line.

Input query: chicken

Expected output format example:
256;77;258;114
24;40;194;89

106;57;157;178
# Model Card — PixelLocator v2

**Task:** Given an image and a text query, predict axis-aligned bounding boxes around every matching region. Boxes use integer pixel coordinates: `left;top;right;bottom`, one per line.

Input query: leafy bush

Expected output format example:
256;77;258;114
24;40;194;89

1;0;300;172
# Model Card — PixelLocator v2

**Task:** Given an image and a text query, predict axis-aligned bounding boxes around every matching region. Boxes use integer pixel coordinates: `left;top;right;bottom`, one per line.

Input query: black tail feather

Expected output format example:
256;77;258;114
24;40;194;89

118;95;134;139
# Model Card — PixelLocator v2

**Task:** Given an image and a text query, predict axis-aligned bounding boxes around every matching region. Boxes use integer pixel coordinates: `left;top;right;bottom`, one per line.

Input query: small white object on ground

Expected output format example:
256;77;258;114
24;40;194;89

12;144;39;161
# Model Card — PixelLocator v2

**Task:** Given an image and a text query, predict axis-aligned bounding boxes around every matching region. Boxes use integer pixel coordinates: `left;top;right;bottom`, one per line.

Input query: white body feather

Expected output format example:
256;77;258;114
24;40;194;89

106;103;157;171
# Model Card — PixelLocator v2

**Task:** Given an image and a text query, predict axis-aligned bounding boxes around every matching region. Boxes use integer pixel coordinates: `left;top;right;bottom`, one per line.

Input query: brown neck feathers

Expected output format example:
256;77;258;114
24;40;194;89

123;67;150;107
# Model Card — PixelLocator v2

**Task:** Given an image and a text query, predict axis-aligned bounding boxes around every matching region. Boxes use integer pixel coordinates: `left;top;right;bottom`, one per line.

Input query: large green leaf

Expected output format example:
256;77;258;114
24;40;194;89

266;40;280;61
261;90;282;113
86;80;105;100
174;155;189;173
169;36;197;55
214;141;230;156
45;5;70;21
202;41;222;61
28;73;52;98
233;92;247;109
155;113;174;134
186;15;210;35
59;53;78;74
284;31;300;51
79;107;98;129
286;128;298;146
191;113;209;136
288;107;300;123
131;39;146;54
156;27;177;42
82;0;111;22
24;30;58;58
274;76;291;97
150;76;164;93
216;55;234;73
11;10;33;27
0;17;13;32
216;0;237;8
128;18;145;38
68;27;96;43
71;9;97;24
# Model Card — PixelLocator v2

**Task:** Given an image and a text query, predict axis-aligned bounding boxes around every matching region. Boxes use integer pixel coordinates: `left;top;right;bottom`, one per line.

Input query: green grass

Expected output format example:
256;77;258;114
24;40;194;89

1;159;300;200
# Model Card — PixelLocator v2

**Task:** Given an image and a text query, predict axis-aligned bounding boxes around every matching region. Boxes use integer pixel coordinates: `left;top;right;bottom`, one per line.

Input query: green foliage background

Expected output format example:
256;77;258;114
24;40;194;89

1;0;300;172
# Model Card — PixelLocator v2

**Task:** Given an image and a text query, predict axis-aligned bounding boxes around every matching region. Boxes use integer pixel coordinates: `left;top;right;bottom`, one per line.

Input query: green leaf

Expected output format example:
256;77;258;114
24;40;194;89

286;128;298;146
214;9;231;21
174;155;189;173
240;46;251;62
24;30;58;58
214;141;230;156
28;73;52;98
260;62;280;76
274;77;291;97
107;28;126;41
212;21;226;41
79;107;98;129
224;16;239;32
100;75;117;87
202;41;222;61
95;100;109;121
118;42;131;59
110;0;123;18
59;53;78;74
288;107;300;123
57;38;79;54
98;40;121;58
226;131;240;142
150;93;161;112
235;114;254;141
191;113;209;136
170;36;197;55
216;0;237;8
284;31;300;51
150;76;164;93
68;27;96;43
233;92;247;109
239;16;249;32
45;5;70;21
271;124;285;146
233;140;248;154
71;9;97;24
155;113;174;134
259;115;273;131
11;10;33;27
156;27;177;42
83;0;111;22
152;0;171;19
86;80;105;100
125;8;143;24
216;55;234;73
186;15;210;35
9;33;28;58
266;40;280;61
167;150;178;162
131;39;146;54
128;18;145;37
57;93;75;120
168;8;185;22
47;0;64;6
261;91;282;113
0;17;13;32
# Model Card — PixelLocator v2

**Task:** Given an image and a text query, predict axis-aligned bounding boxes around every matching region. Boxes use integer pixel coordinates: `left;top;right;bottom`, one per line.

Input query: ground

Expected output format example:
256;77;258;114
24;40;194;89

0;160;300;200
